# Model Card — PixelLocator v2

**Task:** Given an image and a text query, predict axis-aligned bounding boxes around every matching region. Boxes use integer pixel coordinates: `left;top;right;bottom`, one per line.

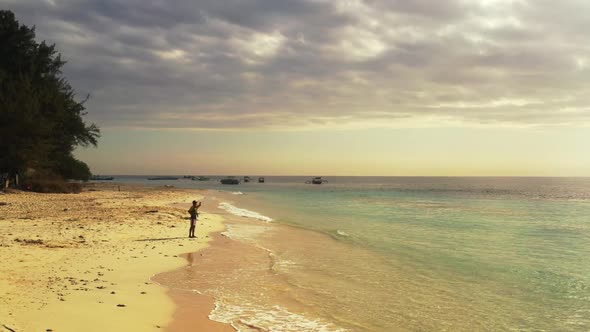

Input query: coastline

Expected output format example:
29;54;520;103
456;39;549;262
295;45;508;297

163;289;234;332
0;183;232;331
3;178;587;331
154;231;255;332
156;191;358;332
154;190;266;332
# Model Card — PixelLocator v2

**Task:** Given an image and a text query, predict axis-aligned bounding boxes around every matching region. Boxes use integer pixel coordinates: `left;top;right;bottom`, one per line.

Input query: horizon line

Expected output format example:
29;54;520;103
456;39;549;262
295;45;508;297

91;174;590;178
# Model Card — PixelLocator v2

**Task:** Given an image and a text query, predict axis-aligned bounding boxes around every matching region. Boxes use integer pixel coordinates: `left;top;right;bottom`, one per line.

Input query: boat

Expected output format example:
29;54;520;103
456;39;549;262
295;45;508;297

258;177;265;183
306;176;328;184
243;176;251;182
220;177;240;185
90;175;114;181
192;176;210;181
147;176;179;180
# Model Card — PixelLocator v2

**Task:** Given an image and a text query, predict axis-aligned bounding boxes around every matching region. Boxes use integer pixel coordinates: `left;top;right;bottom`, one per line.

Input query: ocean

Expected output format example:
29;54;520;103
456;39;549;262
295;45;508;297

116;176;590;331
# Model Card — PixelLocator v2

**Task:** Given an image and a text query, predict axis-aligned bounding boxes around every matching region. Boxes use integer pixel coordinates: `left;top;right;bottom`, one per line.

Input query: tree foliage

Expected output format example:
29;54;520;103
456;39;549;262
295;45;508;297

0;10;99;181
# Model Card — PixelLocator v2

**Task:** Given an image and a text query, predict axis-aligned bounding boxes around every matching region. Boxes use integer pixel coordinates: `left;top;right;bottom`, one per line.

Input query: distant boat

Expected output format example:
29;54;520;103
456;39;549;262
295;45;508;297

147;176;179;180
306;177;328;184
243;176;251;182
220;177;240;185
192;176;210;181
182;175;194;179
258;177;265;183
90;175;114;181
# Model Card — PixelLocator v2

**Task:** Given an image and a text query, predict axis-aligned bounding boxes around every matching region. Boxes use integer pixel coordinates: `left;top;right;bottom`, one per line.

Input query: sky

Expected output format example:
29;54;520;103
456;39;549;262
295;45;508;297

4;0;590;175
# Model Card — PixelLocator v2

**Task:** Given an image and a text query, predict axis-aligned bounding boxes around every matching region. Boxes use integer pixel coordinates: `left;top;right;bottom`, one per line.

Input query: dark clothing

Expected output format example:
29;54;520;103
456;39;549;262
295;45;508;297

188;206;198;218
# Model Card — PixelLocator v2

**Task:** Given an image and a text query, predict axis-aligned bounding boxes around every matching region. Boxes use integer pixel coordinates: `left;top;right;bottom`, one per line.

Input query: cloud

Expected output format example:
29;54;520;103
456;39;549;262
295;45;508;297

4;0;590;129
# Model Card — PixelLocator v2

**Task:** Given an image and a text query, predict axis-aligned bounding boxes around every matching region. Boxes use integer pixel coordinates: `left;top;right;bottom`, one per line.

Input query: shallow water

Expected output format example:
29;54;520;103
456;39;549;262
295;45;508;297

140;177;590;331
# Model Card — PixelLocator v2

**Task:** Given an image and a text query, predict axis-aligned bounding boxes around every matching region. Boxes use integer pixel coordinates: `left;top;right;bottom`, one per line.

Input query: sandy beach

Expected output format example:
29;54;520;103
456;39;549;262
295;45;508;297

0;183;232;332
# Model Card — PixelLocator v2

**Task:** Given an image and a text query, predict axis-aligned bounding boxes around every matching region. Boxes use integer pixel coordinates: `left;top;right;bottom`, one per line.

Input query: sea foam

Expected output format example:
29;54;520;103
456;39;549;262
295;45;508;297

218;202;273;222
209;301;347;332
336;230;350;237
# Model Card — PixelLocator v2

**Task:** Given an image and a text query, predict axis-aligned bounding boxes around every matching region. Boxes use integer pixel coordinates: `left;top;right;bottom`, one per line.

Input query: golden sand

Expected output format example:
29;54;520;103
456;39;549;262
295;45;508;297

0;183;229;331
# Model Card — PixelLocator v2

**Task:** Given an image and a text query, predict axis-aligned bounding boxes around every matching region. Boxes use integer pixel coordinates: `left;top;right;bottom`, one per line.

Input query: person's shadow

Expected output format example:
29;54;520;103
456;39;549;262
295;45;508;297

135;237;187;241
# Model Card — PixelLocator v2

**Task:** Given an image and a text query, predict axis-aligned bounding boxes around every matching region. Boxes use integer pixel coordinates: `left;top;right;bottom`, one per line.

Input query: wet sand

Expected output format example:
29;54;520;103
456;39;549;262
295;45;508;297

164;290;233;332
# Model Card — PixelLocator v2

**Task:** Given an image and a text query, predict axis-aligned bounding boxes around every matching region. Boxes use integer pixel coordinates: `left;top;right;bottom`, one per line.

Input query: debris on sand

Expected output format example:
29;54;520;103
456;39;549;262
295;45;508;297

14;238;44;245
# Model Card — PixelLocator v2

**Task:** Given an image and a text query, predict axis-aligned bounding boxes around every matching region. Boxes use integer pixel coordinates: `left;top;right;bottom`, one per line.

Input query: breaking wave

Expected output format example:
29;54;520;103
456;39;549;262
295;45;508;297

218;202;273;222
209;301;347;332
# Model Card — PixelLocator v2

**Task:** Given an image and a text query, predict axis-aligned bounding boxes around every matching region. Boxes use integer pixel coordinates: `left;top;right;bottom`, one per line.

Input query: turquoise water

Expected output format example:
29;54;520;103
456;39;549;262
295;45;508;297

238;178;589;331
124;177;590;330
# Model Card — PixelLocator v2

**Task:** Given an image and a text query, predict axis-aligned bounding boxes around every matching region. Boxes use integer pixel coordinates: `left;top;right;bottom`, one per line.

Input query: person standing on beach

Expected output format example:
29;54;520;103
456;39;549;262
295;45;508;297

188;200;201;238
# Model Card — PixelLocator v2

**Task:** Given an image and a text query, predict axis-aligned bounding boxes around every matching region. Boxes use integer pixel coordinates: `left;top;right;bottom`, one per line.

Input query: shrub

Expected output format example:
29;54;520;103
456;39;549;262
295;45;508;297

22;171;82;193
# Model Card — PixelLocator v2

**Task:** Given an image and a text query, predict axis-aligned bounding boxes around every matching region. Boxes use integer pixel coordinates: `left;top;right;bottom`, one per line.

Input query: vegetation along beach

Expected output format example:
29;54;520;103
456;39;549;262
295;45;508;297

2;1;590;331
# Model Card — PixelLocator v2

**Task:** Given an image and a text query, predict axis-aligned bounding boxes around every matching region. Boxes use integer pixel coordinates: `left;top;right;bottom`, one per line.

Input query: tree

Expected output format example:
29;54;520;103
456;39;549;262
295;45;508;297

0;10;99;182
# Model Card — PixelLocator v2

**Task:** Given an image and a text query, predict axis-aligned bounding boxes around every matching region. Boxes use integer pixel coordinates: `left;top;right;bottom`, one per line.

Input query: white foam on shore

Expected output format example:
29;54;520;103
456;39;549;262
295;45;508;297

209;301;347;332
231;191;244;195
336;230;350;237
270;254;298;273
218;202;273;222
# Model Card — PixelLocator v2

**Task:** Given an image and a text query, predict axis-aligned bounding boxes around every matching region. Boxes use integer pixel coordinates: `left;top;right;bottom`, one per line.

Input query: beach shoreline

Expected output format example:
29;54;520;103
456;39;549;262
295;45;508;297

155;190;272;332
163;288;234;332
0;183;233;331
156;190;363;332
154;230;259;332
159;249;236;332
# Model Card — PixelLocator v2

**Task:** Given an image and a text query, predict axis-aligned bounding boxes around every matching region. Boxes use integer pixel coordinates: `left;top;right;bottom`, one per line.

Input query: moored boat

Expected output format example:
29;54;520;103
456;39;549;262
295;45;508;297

220;177;240;185
147;176;179;180
306;176;328;184
258;177;265;183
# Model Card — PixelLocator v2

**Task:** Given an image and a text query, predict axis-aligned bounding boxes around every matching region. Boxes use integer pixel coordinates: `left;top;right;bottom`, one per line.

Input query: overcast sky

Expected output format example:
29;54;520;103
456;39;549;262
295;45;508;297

4;0;590;175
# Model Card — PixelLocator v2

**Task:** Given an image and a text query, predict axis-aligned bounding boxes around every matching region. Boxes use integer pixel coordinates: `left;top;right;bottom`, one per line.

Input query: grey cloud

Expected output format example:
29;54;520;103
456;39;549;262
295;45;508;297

3;0;590;129
368;0;468;20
